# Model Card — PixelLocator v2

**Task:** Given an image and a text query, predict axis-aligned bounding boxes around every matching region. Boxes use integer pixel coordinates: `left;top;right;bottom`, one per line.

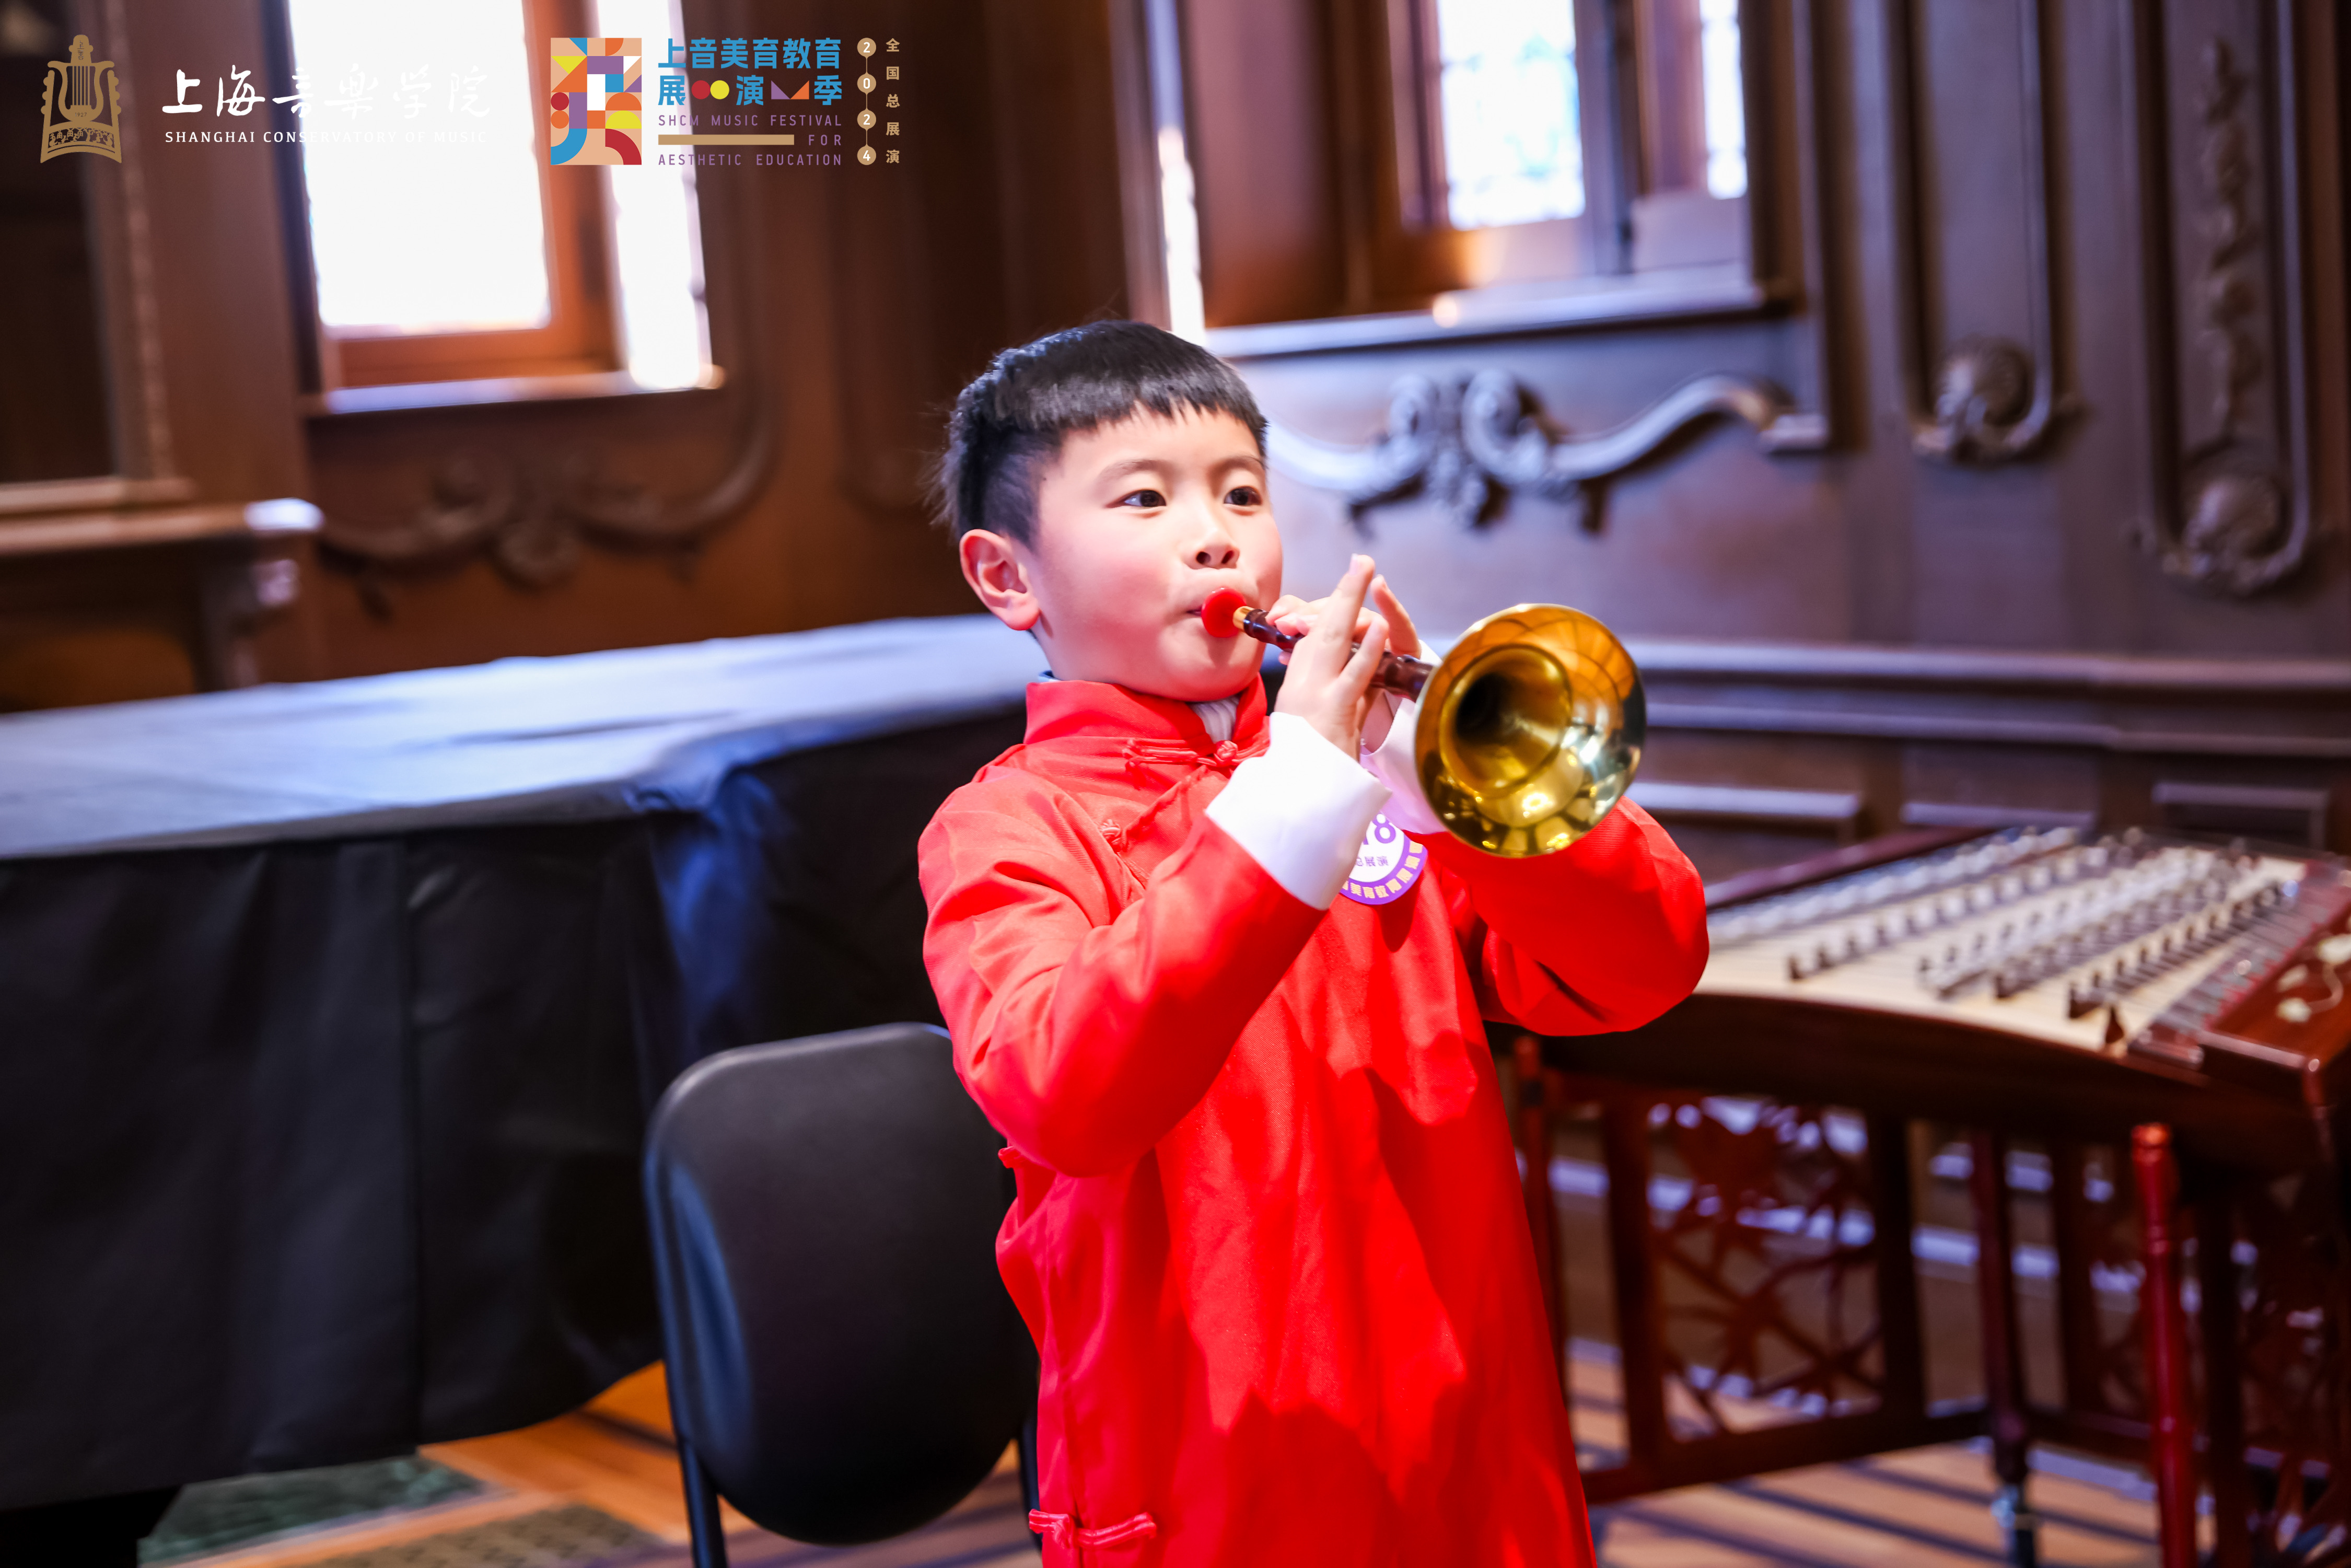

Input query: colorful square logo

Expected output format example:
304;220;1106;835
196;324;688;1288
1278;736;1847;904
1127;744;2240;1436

551;37;641;164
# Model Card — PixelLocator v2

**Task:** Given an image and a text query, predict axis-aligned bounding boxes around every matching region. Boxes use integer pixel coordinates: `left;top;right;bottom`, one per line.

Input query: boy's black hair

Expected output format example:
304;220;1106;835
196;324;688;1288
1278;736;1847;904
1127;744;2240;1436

935;320;1268;546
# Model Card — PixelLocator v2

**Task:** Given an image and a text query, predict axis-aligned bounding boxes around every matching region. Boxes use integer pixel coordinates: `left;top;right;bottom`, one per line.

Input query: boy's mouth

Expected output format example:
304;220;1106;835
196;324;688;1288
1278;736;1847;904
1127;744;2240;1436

1183;585;1256;621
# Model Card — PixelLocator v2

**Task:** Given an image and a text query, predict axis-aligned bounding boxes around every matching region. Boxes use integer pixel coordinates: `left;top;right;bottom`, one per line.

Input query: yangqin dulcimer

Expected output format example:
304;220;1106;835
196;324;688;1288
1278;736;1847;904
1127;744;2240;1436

1571;826;2351;1169
1530;825;2351;1568
1707;826;2351;1096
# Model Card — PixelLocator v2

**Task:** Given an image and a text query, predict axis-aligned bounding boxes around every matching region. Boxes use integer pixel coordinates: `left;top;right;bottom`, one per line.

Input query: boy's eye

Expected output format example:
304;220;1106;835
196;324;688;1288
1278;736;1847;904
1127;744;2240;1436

1225;485;1264;507
1117;489;1167;509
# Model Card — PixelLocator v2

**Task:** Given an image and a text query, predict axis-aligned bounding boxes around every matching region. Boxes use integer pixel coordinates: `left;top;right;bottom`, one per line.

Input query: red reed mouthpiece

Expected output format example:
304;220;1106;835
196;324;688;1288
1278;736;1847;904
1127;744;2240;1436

1200;588;1251;637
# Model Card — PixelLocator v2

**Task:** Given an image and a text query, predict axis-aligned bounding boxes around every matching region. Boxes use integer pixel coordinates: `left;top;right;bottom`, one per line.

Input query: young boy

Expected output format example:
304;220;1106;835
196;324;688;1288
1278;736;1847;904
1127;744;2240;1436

920;321;1708;1566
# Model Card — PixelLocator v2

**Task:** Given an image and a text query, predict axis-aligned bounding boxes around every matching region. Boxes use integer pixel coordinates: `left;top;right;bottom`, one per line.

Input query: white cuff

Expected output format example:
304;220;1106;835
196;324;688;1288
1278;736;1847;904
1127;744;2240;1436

1206;714;1391;910
1358;697;1445;835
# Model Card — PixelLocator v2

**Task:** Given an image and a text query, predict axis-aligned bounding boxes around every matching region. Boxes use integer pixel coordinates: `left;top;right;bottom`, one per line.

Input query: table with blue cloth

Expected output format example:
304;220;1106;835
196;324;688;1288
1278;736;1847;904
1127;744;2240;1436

0;617;1042;1511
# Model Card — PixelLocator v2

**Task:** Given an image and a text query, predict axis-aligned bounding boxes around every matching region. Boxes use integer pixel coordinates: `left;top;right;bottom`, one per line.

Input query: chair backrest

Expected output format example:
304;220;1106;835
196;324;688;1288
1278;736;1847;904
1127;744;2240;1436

643;1023;1033;1546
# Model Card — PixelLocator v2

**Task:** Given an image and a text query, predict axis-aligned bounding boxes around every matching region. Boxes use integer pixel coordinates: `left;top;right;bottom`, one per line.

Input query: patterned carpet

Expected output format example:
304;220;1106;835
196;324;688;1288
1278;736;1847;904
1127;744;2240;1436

599;1451;2160;1568
152;1356;2161;1567
599;1473;1035;1568
299;1505;650;1568
143;1459;485;1563
154;1443;2166;1568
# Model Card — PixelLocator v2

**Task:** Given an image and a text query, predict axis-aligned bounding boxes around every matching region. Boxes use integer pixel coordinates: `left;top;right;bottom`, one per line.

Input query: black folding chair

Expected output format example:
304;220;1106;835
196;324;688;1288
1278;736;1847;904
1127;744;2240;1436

643;1024;1038;1566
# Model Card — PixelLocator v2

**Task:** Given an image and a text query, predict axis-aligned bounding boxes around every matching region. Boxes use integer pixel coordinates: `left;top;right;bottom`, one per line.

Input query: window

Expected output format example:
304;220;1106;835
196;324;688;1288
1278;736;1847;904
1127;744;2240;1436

1617;0;1750;268
1386;0;1751;297
1698;0;1749;199
283;0;708;394
1146;0;1765;338
1431;0;1585;230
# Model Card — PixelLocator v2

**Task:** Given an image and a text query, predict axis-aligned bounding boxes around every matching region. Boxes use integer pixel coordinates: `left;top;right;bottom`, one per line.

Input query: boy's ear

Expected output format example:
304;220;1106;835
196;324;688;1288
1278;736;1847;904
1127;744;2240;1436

959;529;1043;631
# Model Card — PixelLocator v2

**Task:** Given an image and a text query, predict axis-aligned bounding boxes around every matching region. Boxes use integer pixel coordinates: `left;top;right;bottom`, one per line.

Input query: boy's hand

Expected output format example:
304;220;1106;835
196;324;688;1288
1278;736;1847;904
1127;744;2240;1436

1268;569;1420;751
1272;556;1389;756
1266;574;1421;660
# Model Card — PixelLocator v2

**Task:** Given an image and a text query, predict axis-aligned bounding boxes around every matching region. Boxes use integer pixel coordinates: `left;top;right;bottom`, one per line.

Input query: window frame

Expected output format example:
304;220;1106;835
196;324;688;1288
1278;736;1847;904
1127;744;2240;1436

1614;0;1752;271
1375;0;1612;296
1124;0;1785;357
283;0;622;395
1379;0;1752;296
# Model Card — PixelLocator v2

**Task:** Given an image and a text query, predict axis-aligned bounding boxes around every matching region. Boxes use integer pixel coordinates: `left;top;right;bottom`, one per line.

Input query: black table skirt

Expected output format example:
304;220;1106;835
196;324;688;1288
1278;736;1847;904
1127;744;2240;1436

0;710;1024;1508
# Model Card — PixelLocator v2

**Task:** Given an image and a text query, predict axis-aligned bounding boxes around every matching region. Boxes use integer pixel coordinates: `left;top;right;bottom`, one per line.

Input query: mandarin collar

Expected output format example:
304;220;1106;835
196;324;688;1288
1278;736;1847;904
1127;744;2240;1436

1025;676;1268;752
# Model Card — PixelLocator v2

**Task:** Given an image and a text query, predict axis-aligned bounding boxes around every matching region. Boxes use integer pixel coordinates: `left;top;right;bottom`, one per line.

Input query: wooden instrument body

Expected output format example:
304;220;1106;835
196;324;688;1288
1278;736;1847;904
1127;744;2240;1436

1521;827;2351;1562
1579;824;2350;1172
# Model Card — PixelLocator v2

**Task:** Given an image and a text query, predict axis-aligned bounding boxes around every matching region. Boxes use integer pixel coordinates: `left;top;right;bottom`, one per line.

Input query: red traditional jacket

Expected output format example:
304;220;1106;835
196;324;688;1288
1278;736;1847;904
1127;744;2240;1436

918;676;1707;1567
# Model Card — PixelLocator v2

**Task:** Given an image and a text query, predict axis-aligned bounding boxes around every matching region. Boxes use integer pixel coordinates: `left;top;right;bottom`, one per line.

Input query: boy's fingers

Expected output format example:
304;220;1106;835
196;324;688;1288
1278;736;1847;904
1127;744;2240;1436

1301;564;1368;660
1319;557;1375;642
1341;614;1389;691
1370;576;1420;657
1273;591;1330;633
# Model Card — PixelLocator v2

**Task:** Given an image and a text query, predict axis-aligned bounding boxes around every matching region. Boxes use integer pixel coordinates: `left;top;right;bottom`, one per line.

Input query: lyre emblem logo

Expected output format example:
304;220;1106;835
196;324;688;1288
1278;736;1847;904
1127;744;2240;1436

40;34;121;163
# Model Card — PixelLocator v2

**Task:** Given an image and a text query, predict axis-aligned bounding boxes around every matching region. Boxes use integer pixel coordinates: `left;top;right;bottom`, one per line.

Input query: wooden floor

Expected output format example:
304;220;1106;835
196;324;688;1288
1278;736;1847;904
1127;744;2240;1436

171;1358;2169;1568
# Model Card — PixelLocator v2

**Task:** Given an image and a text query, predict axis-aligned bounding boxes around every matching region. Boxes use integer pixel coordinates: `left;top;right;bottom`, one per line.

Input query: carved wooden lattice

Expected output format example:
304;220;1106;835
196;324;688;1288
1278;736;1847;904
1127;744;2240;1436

1533;1043;2351;1547
2219;1172;2351;1565
1642;1096;1884;1437
1527;1062;1941;1504
2049;1146;2350;1564
2050;1142;2150;1424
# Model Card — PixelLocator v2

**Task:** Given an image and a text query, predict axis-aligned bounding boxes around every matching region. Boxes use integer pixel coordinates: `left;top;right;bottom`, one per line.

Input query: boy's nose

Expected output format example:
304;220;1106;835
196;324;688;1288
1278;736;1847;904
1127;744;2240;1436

1194;538;1239;567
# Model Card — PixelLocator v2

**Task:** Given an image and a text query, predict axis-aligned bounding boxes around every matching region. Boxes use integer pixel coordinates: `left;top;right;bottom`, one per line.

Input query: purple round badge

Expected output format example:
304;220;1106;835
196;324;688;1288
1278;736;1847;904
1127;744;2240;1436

1341;812;1426;906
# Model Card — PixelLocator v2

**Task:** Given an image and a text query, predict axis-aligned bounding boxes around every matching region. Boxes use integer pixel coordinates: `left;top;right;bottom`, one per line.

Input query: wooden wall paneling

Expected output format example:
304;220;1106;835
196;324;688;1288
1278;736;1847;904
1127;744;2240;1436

1635;727;1897;884
2117;0;2347;643
1836;0;1919;649
1247;340;1847;646
302;0;1100;675
1625;638;2351;851
1107;0;1170;332
1879;0;2078;655
2148;779;2331;845
1896;742;2100;831
0;0;326;705
1891;0;2098;657
1318;0;1377;314
75;5;170;491
822;0;1137;611
830;128;942;517
1178;0;1343;327
979;0;1134;343
1183;0;1848;650
830;1;963;516
814;0;1024;622
46;0;196;500
2305;0;2351;608
0;40;113;487
1758;0;1840;454
304;51;782;660
0;501;317;700
123;0;308;514
1881;0;2069;467
1241;352;1844;648
2044;0;2156;658
304;389;761;676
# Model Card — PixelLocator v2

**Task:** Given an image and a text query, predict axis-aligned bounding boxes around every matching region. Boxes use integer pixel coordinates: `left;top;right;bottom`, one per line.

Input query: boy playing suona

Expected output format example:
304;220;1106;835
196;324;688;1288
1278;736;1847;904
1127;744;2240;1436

919;321;1708;1566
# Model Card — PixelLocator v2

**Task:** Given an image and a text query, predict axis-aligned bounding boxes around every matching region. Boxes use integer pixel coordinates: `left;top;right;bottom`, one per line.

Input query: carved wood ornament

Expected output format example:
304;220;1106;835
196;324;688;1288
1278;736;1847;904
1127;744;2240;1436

318;386;774;614
1883;0;2071;466
315;169;774;612
2127;24;2315;599
1265;372;1792;533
